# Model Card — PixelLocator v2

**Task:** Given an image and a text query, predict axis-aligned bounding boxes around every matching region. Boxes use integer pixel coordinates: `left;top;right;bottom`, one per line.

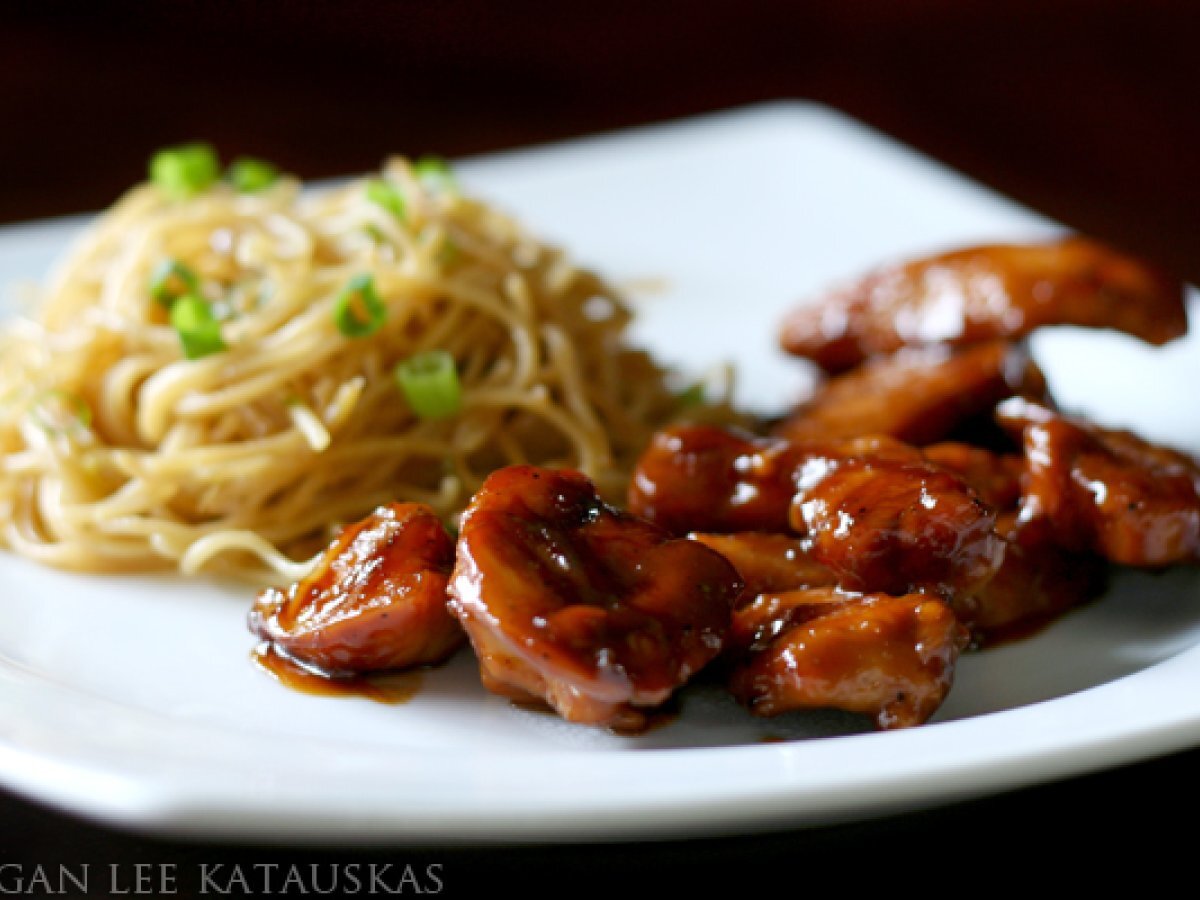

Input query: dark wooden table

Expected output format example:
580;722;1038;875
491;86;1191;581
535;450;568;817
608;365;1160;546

1;3;1197;892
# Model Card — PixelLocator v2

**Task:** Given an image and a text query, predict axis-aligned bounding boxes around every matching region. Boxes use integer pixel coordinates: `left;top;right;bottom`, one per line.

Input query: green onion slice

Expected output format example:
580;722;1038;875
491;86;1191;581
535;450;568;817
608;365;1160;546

365;179;406;220
414;156;456;191
149;259;200;308
394;350;461;419
29;389;92;435
227;156;279;192
334;274;386;338
170;295;227;359
149;143;219;199
676;382;706;410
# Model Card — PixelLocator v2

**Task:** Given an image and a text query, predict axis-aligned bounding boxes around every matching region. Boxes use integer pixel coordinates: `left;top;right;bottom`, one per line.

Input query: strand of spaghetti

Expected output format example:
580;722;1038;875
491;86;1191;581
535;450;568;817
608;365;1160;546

115;434;459;485
100;354;171;446
541;324;609;459
179;531;316;580
49;480;176;526
438;280;539;387
463;386;605;475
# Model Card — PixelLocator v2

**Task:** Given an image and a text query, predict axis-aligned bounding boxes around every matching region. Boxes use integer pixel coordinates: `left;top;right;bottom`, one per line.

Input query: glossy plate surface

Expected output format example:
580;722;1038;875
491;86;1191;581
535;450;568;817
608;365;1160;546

1;102;1199;843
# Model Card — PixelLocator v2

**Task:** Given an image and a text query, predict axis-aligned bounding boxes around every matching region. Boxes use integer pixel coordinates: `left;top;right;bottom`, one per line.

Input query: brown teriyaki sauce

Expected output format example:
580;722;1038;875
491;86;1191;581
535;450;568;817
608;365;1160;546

252;642;423;704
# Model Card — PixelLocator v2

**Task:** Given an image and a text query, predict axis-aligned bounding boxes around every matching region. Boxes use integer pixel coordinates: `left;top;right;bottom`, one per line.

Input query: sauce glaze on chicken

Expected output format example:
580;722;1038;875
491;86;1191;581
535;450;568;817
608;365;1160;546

773;340;1047;445
780;236;1186;372
998;398;1200;566
249;502;463;675
729;588;968;730
447;466;742;731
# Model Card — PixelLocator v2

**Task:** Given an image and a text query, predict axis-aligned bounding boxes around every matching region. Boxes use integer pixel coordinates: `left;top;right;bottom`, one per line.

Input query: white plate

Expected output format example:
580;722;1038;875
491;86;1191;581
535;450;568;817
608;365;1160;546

2;101;1199;844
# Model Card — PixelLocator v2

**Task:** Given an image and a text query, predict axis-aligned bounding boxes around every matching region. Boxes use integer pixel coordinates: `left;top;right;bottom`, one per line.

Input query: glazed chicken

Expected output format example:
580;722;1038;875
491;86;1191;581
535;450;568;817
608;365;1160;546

688;532;836;601
628;424;921;536
682;441;1101;646
625;409;1172;723
916;443;1106;641
691;534;970;728
780;236;1187;372
249;502;463;674
997;398;1200;566
774;340;1047;446
922;442;1024;511
728;588;968;729
628;425;812;535
448;465;742;731
629;425;1003;727
963;511;1108;644
630;424;1003;600
789;450;1005;599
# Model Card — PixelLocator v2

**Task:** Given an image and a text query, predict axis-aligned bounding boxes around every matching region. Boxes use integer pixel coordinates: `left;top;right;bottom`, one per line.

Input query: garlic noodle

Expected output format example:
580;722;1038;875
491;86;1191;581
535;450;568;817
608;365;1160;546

0;152;697;583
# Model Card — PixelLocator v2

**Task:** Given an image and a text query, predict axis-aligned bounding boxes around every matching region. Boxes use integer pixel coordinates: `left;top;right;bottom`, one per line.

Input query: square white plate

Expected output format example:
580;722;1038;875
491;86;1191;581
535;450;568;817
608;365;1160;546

2;101;1199;843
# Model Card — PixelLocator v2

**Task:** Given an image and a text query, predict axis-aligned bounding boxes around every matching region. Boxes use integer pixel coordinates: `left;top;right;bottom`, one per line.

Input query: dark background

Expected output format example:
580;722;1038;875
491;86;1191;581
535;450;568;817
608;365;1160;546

2;1;1199;893
4;0;1200;281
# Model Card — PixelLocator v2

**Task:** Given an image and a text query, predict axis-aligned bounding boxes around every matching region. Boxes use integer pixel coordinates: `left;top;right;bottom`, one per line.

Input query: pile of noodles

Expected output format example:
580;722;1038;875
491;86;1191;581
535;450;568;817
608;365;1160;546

0;157;702;583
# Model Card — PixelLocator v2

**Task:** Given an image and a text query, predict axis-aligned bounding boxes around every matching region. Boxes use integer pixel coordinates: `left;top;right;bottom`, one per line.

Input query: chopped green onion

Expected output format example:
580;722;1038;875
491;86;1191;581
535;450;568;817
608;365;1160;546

149;259;200;308
29;389;92;436
227;156;279;192
394;350;461;419
149;143;219;199
334;274;386;338
170;295;227;359
676;382;706;409
365;178;406;220
414;156;456;190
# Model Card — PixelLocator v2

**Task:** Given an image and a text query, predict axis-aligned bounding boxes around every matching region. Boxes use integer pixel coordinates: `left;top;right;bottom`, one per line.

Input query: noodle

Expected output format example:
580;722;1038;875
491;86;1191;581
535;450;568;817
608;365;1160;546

0;157;697;583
